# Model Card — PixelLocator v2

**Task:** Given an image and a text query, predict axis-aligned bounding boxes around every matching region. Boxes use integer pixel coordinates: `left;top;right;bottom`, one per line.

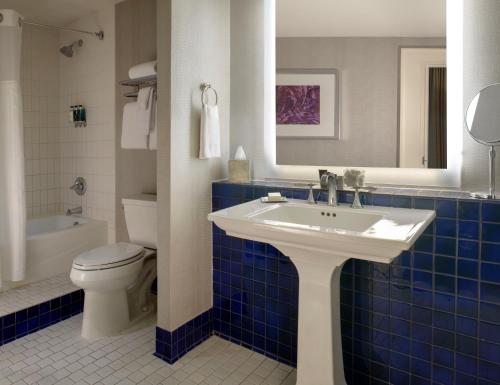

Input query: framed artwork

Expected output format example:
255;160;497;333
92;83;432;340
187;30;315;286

276;68;340;139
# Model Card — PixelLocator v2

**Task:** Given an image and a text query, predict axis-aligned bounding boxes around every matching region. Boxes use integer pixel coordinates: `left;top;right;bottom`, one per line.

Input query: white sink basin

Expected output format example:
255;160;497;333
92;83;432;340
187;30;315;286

209;199;435;263
208;199;435;385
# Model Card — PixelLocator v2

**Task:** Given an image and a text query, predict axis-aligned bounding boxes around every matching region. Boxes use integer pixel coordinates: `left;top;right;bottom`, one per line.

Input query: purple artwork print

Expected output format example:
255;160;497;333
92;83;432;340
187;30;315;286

276;85;320;125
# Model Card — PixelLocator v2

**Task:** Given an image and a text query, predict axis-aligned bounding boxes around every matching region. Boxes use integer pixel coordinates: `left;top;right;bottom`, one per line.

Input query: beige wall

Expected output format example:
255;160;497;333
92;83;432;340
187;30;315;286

115;0;157;243
462;0;500;191
157;0;230;331
22;25;61;218
59;6;116;242
276;37;445;168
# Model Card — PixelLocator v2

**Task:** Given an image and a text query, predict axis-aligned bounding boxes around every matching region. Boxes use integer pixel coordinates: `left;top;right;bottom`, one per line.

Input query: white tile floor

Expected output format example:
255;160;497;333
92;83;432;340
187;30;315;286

0;314;296;385
0;274;78;317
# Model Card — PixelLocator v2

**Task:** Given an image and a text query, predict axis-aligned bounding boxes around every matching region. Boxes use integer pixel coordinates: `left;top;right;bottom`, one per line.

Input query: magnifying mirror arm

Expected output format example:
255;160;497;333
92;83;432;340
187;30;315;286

490;145;496;199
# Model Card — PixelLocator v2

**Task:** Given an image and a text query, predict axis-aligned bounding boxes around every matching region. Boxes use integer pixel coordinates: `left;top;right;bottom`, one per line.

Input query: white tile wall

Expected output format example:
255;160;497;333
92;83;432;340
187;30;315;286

21;9;117;245
58;7;116;243
22;25;62;219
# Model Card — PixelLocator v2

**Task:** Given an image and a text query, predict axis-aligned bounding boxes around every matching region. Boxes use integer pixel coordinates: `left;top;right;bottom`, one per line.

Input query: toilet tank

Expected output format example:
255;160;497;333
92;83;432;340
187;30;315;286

122;194;157;249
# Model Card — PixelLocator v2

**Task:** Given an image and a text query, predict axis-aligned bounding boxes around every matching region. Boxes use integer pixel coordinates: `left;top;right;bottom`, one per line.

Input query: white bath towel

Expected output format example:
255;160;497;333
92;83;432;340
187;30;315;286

199;105;221;159
129;61;157;79
121;102;149;149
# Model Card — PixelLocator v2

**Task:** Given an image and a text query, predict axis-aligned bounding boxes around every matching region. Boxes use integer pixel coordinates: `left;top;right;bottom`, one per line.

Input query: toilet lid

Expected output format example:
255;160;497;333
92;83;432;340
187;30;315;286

73;242;144;270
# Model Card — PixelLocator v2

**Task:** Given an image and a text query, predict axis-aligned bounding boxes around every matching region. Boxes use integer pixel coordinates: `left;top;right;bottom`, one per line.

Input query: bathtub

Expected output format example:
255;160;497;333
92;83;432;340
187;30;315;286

4;216;108;290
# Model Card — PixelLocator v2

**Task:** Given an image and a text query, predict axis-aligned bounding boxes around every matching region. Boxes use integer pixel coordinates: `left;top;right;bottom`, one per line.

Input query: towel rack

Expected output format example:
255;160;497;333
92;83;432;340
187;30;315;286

120;74;157;98
200;83;218;106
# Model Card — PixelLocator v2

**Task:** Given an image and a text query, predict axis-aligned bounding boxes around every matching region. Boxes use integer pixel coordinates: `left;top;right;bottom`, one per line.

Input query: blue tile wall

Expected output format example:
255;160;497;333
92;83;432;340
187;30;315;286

212;182;500;385
0;290;84;347
155;309;213;364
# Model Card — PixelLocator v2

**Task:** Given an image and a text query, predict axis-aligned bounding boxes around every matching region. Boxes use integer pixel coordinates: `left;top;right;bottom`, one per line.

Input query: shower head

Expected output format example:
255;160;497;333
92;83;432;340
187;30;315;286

60;39;83;58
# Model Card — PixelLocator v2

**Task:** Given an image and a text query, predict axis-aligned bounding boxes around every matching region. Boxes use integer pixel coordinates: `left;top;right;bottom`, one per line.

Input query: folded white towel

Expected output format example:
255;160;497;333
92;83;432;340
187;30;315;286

148;98;158;150
121;102;149;149
137;86;155;110
199;105;221;159
129;61;157;79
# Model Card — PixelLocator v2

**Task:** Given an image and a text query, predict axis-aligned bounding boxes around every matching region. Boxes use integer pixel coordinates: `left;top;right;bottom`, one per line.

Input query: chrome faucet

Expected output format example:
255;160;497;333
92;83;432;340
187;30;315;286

66;206;83;216
321;172;338;206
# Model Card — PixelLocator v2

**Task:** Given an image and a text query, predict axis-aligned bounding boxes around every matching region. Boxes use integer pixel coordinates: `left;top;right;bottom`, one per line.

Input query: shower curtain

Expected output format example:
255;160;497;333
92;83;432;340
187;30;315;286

0;9;26;287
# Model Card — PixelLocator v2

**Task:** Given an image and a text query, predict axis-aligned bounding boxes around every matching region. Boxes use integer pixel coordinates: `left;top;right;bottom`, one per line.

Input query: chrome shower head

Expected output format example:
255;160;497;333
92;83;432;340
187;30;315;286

60;39;83;57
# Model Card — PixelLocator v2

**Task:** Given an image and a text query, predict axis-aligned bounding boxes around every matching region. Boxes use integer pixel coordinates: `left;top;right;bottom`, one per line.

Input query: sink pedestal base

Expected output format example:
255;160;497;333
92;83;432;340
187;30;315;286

279;246;349;385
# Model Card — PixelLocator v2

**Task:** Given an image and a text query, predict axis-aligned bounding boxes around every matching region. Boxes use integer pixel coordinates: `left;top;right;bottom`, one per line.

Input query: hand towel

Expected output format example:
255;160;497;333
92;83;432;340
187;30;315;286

137;86;155;110
121;102;149;149
148;97;158;150
129;61;157;79
199;104;221;159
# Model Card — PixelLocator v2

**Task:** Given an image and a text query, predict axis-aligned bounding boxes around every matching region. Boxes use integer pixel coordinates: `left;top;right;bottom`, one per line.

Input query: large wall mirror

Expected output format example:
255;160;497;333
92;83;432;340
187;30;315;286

275;0;447;169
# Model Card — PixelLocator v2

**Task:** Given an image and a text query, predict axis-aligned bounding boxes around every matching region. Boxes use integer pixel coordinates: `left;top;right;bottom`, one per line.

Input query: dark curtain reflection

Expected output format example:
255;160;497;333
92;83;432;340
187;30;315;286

428;67;447;169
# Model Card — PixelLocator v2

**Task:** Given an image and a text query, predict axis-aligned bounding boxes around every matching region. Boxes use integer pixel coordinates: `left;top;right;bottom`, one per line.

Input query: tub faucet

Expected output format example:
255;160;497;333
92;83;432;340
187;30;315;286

66;206;83;216
321;172;338;206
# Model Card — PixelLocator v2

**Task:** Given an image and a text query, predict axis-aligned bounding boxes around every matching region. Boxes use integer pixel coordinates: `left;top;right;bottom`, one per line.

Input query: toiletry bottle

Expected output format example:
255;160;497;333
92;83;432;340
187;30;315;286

80;106;86;124
76;105;83;124
69;106;75;123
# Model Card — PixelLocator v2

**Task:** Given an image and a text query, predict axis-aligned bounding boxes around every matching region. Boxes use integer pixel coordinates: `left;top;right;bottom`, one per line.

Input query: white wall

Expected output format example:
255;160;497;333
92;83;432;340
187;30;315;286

22;25;61;218
58;7;116;242
462;0;500;192
157;0;230;331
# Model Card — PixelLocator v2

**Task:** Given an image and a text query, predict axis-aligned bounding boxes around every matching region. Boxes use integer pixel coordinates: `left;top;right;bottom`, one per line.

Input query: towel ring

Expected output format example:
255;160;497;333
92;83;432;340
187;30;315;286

201;83;218;106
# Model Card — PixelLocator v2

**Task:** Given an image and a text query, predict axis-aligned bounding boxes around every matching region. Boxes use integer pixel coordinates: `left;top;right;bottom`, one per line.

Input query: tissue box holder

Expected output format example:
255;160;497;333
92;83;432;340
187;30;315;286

228;160;250;183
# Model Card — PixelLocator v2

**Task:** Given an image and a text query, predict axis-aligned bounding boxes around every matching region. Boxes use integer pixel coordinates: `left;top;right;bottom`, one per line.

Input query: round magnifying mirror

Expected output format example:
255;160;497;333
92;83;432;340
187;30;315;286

465;83;500;199
465;83;500;145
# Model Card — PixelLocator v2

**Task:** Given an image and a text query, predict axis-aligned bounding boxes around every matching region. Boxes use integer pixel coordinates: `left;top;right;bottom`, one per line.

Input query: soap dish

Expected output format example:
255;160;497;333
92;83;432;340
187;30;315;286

260;197;288;203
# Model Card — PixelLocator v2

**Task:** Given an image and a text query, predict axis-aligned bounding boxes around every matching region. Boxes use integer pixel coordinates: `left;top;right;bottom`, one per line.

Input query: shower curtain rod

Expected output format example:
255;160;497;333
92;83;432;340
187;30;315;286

23;20;104;40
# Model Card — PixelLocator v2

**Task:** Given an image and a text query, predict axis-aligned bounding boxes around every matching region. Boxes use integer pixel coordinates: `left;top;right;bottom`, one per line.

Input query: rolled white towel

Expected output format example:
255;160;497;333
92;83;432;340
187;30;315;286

129;61;157;79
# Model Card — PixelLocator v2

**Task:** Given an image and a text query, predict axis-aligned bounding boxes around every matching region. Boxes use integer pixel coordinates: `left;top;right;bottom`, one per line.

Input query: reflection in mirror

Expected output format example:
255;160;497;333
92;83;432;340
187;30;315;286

464;84;500;199
276;0;447;169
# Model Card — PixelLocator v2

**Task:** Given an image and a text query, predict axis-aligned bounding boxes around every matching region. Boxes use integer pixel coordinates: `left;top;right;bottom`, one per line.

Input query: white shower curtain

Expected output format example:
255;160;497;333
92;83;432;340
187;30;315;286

0;9;26;287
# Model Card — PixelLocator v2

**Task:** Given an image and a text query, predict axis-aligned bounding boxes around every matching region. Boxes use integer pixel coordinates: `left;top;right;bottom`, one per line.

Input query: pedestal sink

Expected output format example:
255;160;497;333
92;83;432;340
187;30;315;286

208;199;435;385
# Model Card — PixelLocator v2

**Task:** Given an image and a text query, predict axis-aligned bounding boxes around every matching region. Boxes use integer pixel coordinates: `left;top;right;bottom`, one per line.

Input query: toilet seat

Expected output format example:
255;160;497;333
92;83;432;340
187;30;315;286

73;242;145;271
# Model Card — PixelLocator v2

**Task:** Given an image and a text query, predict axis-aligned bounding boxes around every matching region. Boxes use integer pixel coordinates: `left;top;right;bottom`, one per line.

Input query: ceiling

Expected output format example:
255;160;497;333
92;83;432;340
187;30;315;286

277;0;446;38
0;0;124;25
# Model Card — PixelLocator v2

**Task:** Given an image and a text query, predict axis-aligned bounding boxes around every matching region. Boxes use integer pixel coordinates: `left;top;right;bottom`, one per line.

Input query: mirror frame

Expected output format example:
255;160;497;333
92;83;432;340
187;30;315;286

256;0;463;188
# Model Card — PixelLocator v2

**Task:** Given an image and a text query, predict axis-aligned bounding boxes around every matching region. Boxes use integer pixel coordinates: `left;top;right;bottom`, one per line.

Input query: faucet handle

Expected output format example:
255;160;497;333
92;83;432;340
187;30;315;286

307;183;316;204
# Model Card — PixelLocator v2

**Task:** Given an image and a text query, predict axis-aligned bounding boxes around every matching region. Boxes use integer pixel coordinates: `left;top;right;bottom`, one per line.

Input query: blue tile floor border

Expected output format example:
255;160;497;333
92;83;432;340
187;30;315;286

0;289;84;347
155;308;213;364
212;181;500;385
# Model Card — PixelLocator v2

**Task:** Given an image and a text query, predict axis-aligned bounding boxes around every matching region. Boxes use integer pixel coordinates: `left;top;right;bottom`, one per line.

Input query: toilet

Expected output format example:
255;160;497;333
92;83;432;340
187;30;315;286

70;194;157;339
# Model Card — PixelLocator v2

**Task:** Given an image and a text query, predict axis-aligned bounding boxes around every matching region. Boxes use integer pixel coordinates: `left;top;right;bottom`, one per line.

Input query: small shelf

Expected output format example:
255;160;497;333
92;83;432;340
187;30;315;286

119;75;157;87
119;75;157;98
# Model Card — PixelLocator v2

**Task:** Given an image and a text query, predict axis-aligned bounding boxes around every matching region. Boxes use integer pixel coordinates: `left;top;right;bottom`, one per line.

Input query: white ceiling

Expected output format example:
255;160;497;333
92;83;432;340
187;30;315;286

0;0;124;25
277;0;446;38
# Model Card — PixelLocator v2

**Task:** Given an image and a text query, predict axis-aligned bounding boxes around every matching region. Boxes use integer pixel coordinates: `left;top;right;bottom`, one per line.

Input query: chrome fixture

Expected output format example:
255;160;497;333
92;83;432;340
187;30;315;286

66;206;83;216
60;39;83;58
23;19;104;40
200;83;219;106
320;172;338;206
70;177;87;196
465;83;500;199
344;169;366;209
307;183;316;204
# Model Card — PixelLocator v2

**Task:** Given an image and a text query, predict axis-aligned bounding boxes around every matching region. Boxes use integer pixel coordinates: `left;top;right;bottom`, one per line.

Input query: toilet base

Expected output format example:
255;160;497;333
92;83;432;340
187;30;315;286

81;289;131;340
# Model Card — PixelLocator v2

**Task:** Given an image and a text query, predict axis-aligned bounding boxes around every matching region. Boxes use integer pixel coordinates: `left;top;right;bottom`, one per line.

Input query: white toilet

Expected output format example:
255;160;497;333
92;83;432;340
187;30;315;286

70;194;157;339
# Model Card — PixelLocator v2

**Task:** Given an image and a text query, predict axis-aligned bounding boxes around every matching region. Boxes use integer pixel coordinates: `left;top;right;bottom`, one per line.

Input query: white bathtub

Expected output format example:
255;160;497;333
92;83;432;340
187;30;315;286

4;216;108;290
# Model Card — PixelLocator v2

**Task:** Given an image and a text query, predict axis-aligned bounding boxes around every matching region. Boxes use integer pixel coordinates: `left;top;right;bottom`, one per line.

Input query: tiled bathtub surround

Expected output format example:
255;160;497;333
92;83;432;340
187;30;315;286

0;289;83;347
212;181;500;385
155;309;213;364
